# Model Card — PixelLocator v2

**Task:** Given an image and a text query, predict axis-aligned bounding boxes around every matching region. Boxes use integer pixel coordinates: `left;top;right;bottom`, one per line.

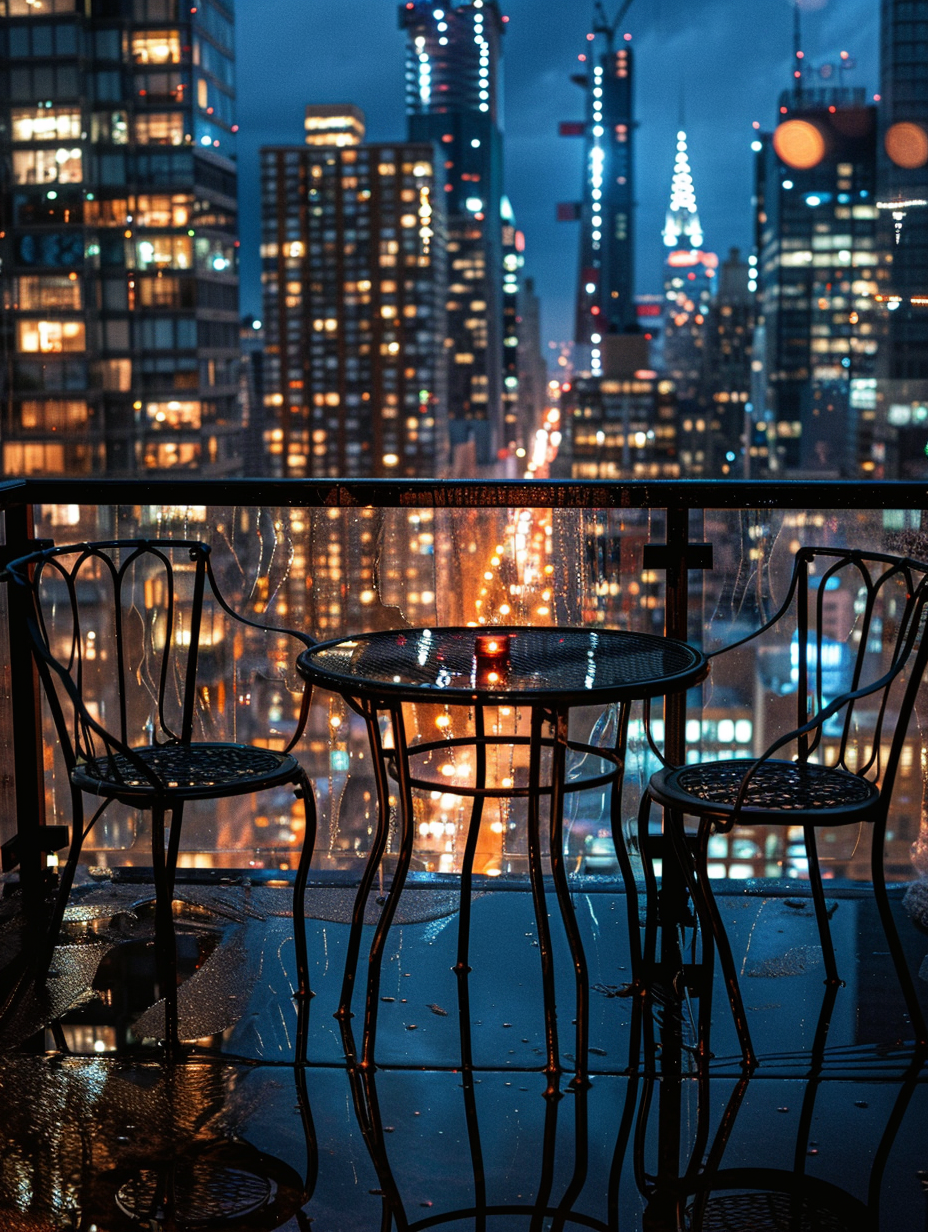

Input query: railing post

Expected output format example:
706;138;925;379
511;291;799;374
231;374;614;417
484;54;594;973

3;501;47;923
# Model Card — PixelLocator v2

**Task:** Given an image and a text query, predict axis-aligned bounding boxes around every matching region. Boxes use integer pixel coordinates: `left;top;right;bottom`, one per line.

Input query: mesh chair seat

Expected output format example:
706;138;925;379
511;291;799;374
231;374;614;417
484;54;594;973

685;1190;855;1232
74;741;300;801
651;758;878;830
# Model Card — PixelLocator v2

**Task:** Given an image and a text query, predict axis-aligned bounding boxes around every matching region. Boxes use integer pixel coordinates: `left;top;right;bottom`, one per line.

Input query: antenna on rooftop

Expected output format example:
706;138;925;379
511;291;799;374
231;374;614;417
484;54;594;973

592;0;635;54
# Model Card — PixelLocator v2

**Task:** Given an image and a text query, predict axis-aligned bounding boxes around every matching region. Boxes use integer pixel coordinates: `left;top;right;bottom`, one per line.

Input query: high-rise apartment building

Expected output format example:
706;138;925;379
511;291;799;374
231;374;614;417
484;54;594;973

560;7;636;368
867;0;928;477
878;0;928;379
260;110;447;477
676;247;755;478
752;89;886;475
0;0;241;477
399;0;504;467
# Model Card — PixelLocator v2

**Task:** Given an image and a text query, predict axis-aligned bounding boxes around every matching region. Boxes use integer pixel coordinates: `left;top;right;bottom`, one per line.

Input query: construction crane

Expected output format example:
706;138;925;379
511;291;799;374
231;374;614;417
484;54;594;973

592;0;635;52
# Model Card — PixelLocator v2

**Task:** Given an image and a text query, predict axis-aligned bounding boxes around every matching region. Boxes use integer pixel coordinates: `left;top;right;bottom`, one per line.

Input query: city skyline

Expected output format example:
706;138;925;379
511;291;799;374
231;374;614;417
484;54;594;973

235;0;880;345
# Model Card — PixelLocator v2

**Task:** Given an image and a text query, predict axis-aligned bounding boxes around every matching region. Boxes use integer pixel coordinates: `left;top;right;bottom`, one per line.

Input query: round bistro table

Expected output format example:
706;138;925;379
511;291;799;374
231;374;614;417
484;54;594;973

297;626;708;1084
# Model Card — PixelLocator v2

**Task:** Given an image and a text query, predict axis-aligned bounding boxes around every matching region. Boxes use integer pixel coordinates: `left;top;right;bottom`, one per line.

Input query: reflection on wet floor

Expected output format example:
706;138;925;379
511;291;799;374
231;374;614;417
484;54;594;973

0;877;925;1229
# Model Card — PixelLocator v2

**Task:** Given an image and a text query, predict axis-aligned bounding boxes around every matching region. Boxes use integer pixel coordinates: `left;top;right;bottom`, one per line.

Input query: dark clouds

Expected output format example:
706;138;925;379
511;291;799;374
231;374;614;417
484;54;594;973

234;0;878;344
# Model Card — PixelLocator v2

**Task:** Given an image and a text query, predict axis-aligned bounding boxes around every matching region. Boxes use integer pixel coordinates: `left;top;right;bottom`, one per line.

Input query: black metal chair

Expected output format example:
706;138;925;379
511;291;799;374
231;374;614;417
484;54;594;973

3;539;317;1053
639;546;928;1068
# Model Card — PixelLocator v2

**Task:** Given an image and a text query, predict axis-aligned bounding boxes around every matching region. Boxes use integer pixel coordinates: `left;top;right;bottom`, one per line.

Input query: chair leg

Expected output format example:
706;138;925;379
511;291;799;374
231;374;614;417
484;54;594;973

292;771;317;1025
803;825;840;985
871;820;928;1051
40;785;88;975
151;801;180;1056
165;801;185;902
637;791;660;986
671;813;757;1069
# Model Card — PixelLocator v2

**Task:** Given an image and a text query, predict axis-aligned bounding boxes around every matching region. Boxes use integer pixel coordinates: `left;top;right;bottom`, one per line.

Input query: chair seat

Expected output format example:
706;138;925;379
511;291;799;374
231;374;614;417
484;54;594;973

650;758;879;830
74;741;300;801
685;1190;857;1231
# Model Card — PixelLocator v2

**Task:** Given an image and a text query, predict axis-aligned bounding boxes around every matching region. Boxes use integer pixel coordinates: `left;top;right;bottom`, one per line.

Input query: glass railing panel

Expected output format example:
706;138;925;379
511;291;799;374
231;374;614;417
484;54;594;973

28;501;668;879
688;505;928;883
0;510;18;863
24;495;926;886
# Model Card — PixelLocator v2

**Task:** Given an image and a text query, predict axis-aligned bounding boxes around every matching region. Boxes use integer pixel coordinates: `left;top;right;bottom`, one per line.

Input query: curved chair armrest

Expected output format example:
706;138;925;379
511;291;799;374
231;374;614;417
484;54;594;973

704;550;805;662
203;549;318;650
201;549;318;753
723;653;911;829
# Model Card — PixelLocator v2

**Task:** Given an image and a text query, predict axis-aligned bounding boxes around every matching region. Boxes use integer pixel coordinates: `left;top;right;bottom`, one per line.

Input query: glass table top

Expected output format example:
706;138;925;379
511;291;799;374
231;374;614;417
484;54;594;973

298;626;708;704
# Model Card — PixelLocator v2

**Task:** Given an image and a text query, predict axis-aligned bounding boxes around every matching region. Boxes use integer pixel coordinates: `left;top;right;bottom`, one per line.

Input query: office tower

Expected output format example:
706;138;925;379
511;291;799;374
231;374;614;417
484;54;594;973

660;129;716;412
872;0;928;476
561;331;678;482
399;0;504;468
0;0;241;477
514;274;547;458
500;195;542;456
559;6;636;369
752;89;885;475
260;111;447;477
691;247;755;477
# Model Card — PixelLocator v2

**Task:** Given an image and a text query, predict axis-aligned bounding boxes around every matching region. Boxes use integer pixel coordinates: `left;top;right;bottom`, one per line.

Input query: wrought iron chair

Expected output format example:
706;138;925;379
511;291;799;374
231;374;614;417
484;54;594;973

3;539;317;1053
639;546;928;1068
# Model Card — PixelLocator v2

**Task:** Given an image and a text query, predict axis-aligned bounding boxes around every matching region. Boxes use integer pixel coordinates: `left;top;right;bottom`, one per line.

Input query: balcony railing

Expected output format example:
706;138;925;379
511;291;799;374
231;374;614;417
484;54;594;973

0;477;926;919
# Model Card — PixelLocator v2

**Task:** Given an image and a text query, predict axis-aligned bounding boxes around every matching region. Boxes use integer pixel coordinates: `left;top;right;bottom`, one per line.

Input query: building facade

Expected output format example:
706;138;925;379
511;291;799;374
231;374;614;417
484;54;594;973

399;0;504;467
752;89;887;475
561;13;636;367
260;117;447;478
0;0;242;477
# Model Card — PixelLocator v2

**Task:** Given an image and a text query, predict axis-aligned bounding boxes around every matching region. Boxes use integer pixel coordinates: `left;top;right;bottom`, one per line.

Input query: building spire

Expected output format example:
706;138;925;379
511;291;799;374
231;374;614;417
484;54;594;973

662;128;704;250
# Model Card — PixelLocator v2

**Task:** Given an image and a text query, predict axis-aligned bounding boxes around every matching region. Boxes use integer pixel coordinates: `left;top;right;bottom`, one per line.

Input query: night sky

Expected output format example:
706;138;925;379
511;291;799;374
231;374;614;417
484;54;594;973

234;0;878;348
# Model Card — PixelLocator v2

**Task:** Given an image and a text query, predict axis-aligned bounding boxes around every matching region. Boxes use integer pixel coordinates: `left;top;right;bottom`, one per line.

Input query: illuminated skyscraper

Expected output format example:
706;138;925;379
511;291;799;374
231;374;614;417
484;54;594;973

0;0;241;477
660;129;716;408
752;90;885;475
561;5;636;368
260;113;447;477
871;0;928;476
399;0;504;467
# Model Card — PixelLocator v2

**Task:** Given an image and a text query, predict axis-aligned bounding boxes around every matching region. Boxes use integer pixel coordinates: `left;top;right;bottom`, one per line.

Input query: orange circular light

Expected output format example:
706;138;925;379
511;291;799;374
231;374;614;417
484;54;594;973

773;119;827;169
885;121;928;169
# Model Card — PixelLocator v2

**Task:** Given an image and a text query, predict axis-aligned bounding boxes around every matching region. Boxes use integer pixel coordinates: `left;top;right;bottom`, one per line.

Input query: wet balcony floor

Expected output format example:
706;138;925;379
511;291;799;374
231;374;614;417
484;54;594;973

0;874;926;1229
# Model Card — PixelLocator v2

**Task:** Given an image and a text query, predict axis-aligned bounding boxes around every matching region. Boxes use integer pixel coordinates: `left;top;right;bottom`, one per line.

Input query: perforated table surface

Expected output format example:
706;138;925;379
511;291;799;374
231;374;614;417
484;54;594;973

297;625;708;706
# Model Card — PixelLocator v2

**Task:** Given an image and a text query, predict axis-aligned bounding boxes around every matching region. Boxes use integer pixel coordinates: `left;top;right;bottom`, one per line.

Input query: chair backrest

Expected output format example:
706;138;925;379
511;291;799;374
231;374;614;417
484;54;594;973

717;546;928;802
5;538;309;778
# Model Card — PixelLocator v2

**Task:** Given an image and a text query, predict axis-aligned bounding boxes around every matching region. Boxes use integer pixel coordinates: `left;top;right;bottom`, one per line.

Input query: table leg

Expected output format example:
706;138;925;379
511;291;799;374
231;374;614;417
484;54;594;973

526;705;560;1092
337;699;393;1038
362;703;416;1070
454;704;487;1076
548;706;591;1089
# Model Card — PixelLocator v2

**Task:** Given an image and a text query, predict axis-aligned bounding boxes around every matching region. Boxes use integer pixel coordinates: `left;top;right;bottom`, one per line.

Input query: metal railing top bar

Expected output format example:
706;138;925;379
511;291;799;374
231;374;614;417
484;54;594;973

0;477;927;512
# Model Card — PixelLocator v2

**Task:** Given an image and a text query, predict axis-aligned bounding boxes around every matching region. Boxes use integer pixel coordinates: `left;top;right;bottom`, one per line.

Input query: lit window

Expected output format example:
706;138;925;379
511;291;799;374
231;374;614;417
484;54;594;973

13;148;82;185
145;400;202;429
134;235;193;270
133;112;186;146
17;319;86;354
16;276;82;311
131;31;182;65
7;0;76;12
20;400;88;430
133;193;193;228
12;108;81;143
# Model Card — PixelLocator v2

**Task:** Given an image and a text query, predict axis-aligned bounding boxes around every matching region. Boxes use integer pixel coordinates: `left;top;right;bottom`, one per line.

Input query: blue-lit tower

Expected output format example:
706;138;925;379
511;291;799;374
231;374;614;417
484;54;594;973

565;3;636;368
399;0;505;468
